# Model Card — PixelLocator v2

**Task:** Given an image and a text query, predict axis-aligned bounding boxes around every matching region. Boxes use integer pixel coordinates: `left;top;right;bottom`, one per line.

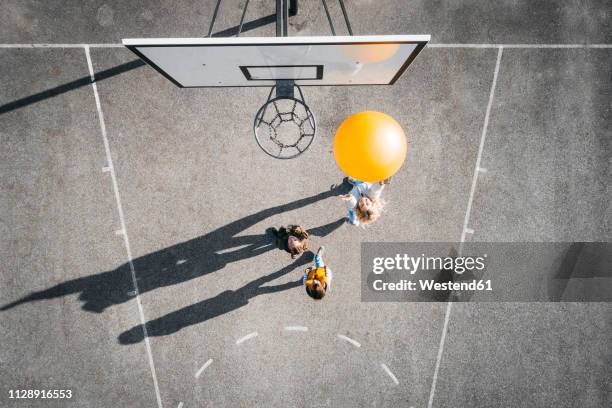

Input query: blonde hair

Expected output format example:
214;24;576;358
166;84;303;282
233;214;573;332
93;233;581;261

355;197;386;226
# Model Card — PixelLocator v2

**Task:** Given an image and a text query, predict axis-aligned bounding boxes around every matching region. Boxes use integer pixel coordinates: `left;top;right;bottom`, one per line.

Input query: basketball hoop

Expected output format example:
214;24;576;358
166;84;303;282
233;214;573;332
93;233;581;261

253;82;316;159
124;0;429;161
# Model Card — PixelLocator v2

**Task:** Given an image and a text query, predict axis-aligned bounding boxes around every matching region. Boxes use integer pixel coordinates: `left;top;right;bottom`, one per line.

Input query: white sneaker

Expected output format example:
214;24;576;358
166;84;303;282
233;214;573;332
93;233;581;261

316;246;325;258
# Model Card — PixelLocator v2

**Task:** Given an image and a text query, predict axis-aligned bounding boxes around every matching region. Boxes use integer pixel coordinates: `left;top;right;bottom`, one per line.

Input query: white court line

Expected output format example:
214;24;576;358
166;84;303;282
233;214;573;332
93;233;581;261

84;45;163;408
194;359;213;379
0;43;123;48
428;301;453;404
337;334;361;348
381;363;399;385
284;326;308;332
428;43;612;48
0;44;86;48
459;46;504;246
88;44;125;48
427;47;504;408
177;403;184;408
215;244;250;254
0;43;611;49
236;331;258;345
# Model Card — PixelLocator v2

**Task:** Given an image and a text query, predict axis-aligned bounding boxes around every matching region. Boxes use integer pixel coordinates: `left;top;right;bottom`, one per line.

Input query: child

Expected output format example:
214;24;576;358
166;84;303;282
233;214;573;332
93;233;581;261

270;225;309;258
303;247;332;300
341;177;390;226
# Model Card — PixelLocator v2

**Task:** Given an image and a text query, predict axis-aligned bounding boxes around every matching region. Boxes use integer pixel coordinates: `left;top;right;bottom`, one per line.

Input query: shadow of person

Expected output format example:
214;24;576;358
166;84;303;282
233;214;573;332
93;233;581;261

547;242;612;301
547;242;585;301
1;182;349;314
118;252;314;345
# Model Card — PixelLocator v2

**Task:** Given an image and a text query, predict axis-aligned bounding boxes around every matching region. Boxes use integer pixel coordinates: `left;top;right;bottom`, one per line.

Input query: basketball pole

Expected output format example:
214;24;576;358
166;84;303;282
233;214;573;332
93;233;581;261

277;0;299;32
276;0;294;98
276;0;289;37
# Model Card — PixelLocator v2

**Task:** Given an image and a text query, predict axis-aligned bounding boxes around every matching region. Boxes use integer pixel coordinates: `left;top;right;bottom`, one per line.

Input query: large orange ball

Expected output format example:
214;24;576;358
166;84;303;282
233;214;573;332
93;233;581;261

341;44;401;64
333;111;407;182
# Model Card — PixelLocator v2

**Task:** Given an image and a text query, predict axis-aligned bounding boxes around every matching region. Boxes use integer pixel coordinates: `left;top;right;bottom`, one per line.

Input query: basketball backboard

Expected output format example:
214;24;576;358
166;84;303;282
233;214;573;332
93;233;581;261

122;35;430;88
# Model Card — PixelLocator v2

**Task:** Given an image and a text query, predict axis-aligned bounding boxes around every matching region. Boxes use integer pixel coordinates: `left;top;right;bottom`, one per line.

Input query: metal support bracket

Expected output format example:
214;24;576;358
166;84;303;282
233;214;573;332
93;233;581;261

275;0;295;99
289;0;298;16
275;80;295;98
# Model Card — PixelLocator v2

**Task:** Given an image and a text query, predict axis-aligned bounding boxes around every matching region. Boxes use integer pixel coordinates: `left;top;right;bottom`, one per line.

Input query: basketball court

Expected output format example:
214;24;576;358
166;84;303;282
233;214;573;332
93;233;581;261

1;1;610;407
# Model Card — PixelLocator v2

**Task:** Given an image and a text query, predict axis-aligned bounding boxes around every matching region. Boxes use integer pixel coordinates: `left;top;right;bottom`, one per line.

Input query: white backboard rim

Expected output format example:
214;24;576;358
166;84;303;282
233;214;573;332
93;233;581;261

123;35;431;46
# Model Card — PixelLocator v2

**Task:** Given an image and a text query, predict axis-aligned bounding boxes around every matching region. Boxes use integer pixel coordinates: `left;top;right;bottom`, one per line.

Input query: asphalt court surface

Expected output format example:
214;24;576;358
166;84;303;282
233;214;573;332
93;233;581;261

1;1;611;407
433;47;612;408
0;49;157;407
0;0;610;43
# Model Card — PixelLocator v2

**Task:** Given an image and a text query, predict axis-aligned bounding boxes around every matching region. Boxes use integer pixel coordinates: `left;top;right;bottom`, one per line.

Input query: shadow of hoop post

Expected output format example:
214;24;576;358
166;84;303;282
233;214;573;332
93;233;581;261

0;59;146;115
212;14;277;37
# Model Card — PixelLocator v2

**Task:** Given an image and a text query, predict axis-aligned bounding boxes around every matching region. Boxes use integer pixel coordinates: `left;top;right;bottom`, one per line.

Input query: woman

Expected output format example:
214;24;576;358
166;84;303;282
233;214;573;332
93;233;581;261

341;177;390;226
